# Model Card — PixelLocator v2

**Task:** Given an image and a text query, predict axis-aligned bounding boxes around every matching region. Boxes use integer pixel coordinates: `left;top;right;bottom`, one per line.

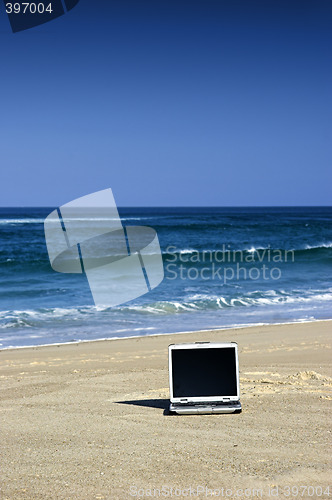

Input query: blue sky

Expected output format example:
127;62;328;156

0;0;331;206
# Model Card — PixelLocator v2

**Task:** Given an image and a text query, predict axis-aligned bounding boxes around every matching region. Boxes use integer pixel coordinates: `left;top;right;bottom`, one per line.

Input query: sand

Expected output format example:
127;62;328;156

0;321;331;500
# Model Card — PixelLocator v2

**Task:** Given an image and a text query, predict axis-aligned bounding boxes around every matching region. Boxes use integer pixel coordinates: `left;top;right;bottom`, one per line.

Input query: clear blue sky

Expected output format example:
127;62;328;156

0;0;331;206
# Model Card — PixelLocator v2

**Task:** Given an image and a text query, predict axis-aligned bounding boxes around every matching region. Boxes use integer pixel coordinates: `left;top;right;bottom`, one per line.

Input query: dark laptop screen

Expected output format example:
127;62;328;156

171;347;237;398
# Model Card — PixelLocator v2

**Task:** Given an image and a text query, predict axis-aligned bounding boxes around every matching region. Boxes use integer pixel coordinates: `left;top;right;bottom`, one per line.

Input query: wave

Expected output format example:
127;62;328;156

0;216;155;225
0;289;331;329
162;244;332;260
1;243;330;272
0;218;45;224
165;243;332;253
304;242;332;249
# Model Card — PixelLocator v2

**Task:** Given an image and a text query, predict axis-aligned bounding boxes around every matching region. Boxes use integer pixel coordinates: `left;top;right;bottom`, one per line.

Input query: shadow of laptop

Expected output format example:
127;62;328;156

115;398;172;416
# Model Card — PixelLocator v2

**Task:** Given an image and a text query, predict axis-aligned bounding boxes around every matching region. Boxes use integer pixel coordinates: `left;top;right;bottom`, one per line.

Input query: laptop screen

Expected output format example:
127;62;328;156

171;346;238;398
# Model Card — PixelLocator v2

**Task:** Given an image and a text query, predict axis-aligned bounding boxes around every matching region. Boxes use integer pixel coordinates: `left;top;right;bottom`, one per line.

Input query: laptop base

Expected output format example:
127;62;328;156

169;401;242;415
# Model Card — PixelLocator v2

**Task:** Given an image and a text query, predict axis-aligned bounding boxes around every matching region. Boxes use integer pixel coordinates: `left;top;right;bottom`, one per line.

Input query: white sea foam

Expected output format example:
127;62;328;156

304;242;332;249
0;218;45;224
246;246;270;253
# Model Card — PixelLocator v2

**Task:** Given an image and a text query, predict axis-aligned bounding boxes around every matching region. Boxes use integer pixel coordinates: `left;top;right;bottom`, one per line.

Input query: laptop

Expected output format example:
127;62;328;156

168;341;242;415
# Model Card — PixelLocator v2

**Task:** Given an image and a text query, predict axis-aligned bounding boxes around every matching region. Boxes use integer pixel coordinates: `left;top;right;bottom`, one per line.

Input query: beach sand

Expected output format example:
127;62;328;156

0;321;331;499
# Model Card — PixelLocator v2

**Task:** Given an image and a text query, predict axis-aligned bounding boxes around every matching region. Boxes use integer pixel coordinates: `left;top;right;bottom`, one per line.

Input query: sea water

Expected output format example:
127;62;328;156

0;206;331;348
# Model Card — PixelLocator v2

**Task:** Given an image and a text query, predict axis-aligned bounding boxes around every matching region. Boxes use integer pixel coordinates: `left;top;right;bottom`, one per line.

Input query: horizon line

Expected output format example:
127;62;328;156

0;205;331;209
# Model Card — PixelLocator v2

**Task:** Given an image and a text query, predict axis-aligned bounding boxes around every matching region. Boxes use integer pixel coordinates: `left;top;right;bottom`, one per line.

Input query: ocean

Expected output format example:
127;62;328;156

0;206;331;349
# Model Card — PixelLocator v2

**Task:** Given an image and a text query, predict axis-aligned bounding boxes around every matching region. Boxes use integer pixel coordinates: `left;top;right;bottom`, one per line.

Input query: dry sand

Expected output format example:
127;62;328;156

0;321;331;500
